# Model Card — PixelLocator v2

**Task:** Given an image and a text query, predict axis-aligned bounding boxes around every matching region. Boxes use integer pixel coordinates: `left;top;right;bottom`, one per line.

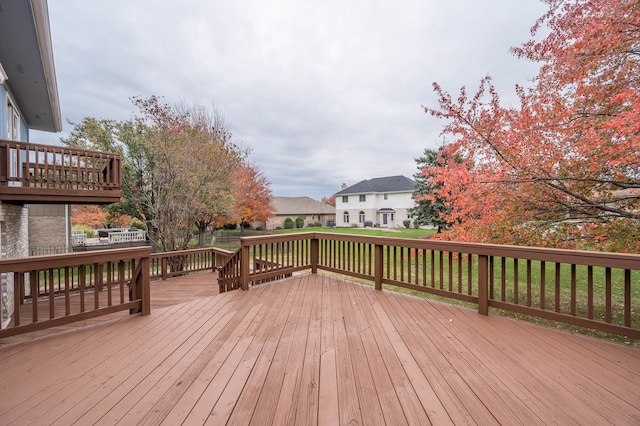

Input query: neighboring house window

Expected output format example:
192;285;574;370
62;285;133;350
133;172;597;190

343;211;349;223
359;211;365;223
391;213;394;221
384;194;388;200
342;196;348;203
359;195;366;202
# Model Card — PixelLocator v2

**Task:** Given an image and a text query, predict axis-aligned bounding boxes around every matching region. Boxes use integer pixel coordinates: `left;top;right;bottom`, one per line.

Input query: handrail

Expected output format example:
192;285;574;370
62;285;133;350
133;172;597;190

0;247;151;338
150;246;235;280
218;232;640;338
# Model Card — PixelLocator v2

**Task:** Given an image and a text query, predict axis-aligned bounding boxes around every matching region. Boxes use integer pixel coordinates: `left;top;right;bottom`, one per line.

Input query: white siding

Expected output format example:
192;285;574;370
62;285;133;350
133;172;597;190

335;191;415;228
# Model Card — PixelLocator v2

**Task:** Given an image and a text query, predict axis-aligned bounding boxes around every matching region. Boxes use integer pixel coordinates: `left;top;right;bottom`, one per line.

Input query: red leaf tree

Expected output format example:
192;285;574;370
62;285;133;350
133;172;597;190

425;0;639;251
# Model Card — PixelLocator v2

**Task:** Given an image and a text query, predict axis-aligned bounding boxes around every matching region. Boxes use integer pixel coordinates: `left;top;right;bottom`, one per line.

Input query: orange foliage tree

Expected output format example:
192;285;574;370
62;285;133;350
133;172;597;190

232;162;274;233
71;205;108;228
424;0;639;251
321;195;336;207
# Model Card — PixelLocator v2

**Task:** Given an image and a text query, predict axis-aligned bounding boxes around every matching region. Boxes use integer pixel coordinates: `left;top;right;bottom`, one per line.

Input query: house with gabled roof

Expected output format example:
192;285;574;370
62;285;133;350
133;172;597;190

334;175;416;228
265;196;336;229
258;196;335;230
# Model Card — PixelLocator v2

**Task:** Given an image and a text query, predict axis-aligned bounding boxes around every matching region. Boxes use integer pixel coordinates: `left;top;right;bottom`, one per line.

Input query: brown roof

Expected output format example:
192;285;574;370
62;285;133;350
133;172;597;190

272;196;335;216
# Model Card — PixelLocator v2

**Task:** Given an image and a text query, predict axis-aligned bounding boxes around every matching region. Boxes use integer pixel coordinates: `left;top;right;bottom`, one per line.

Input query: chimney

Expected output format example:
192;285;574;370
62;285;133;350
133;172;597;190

341;183;347;190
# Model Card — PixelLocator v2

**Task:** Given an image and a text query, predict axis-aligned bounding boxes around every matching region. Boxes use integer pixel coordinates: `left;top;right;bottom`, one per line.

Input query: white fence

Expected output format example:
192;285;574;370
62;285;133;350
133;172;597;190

72;230;87;246
108;231;146;243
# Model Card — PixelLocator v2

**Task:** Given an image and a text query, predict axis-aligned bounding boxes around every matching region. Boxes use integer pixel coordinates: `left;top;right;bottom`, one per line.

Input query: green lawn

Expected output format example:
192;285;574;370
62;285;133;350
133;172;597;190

271;226;437;239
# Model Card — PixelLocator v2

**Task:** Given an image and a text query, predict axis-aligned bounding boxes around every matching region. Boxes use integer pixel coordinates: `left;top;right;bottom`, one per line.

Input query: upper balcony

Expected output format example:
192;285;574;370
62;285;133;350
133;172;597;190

0;139;122;205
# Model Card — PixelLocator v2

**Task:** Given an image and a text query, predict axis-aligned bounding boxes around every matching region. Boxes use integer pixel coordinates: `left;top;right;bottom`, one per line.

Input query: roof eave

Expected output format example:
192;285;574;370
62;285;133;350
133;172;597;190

30;0;61;132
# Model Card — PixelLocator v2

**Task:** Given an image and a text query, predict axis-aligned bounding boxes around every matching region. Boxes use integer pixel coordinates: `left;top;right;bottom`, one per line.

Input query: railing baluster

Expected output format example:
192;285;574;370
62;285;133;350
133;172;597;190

526;259;532;307
447;251;453;292
513;258;519;305
571;264;577;316
625;269;631;328
30;270;38;323
555;263;561;313
467;254;473;296
605;267;612;323
49;268;55;319
540;261;546;311
587;265;593;319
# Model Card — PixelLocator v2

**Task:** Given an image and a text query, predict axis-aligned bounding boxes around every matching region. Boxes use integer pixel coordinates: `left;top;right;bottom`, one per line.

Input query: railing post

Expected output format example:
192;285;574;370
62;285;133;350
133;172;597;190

140;254;151;315
375;244;383;290
161;257;167;281
241;243;250;291
478;254;488;315
310;237;319;274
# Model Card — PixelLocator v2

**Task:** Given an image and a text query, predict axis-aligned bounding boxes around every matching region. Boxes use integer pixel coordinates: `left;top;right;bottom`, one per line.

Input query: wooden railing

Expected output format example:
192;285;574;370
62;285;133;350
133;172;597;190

0;139;122;204
150;246;235;280
0;247;151;338
218;232;640;339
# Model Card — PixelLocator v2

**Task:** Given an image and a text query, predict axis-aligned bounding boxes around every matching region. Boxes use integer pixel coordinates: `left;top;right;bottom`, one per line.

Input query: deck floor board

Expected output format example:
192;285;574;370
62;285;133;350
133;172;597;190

1;272;640;425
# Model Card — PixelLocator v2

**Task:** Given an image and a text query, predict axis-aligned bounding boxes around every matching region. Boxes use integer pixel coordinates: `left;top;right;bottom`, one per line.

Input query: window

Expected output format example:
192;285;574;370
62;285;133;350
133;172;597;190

342;196;348;203
7;98;19;141
343;211;350;223
384;194;388;200
359;195;366;202
358;211;365;223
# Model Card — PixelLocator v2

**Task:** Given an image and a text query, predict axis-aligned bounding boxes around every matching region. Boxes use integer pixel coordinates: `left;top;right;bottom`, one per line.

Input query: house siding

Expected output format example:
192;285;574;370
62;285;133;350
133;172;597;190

28;204;71;255
336;191;414;228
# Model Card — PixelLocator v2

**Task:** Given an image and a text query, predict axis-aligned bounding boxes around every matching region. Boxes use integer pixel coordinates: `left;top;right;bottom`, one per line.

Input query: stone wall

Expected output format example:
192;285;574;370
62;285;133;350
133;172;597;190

0;204;29;328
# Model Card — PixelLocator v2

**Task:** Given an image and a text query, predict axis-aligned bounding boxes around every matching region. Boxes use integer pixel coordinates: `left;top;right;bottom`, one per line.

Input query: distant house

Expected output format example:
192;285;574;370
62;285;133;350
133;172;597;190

259;196;336;230
334;175;416;228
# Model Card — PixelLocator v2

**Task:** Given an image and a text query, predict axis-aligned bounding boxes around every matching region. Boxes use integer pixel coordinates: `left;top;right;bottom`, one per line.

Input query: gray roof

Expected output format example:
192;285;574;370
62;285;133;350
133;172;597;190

335;175;415;195
272;196;335;215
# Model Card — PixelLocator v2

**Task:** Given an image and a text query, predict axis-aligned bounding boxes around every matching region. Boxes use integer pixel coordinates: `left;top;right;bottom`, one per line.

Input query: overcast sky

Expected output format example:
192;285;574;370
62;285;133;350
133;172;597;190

33;0;548;200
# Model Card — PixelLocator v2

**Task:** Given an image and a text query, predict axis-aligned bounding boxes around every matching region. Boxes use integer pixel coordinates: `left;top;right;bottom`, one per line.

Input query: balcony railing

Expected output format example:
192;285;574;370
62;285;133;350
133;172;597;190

0;139;122;204
218;232;640;339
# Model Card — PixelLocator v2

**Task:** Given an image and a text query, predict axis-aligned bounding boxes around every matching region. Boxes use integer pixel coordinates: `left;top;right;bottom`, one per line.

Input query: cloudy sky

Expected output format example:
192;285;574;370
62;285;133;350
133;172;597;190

33;0;548;200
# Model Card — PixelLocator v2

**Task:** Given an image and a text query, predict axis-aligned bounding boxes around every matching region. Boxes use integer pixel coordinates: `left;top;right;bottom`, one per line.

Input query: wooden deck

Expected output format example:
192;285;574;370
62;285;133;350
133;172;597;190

1;272;639;425
1;272;220;344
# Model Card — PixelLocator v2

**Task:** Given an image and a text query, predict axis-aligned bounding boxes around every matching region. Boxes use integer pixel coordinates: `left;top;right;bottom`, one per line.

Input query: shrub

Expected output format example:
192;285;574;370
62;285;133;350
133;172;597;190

284;218;293;229
295;217;304;228
275;226;282;230
350;223;360;228
403;220;411;228
73;225;94;238
255;226;263;231
364;220;373;227
223;222;237;230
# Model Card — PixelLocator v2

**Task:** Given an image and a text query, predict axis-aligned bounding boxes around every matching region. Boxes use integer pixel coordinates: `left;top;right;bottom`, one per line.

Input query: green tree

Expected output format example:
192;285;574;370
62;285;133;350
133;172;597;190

409;148;462;233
